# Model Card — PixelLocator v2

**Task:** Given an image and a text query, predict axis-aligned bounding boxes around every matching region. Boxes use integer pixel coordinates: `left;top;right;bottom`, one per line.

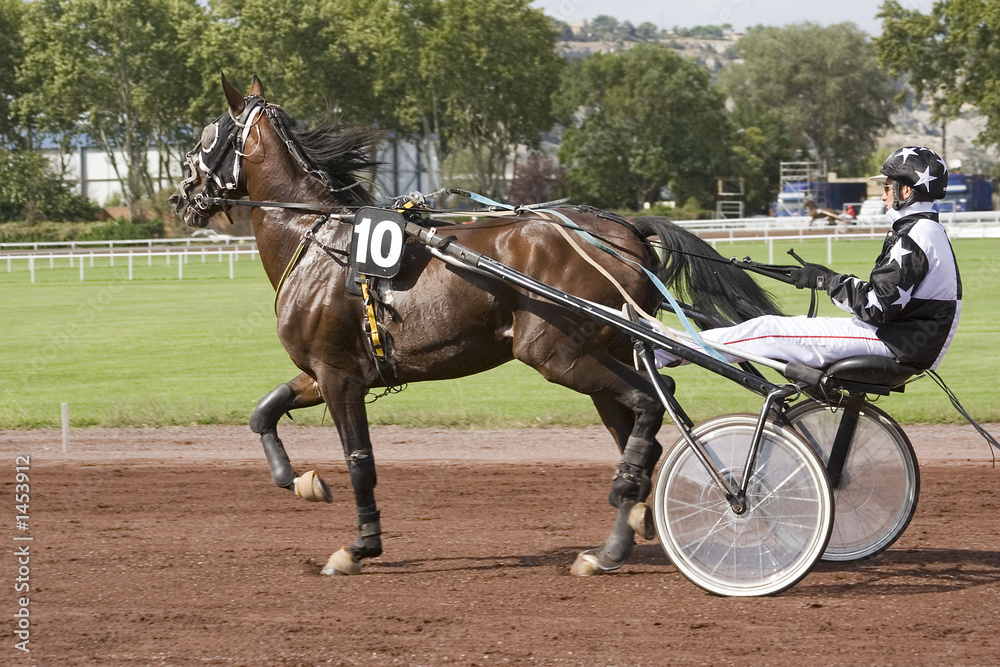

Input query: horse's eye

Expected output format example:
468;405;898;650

201;123;219;152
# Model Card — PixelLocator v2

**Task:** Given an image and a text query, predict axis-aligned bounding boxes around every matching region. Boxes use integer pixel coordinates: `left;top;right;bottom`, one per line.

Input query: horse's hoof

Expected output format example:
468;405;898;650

570;550;602;576
294;470;333;503
628;502;656;541
569;549;623;576
320;547;362;576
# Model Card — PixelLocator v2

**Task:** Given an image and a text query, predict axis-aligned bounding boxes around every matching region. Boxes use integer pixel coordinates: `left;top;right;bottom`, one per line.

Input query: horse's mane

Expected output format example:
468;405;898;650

274;106;380;206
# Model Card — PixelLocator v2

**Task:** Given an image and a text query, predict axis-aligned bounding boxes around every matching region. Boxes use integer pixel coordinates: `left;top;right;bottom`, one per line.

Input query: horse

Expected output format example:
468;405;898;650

804;199;855;227
169;74;782;577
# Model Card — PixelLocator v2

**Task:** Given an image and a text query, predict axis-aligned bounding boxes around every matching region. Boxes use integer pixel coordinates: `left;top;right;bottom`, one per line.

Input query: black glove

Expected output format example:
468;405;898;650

793;263;836;290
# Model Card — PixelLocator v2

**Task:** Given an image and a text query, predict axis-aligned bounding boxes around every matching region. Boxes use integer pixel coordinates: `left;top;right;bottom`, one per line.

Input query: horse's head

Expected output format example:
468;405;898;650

171;73;380;229
169;73;266;228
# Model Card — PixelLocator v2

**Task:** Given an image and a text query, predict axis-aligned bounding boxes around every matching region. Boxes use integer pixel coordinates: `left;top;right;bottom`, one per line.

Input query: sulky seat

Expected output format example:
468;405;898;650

820;356;922;395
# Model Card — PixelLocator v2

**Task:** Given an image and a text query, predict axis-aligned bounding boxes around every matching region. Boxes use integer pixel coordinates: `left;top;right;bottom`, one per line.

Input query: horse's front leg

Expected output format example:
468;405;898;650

250;372;330;500
318;387;382;577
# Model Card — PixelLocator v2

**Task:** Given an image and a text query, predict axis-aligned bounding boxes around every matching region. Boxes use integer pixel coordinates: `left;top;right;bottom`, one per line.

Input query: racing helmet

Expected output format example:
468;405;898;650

871;146;948;210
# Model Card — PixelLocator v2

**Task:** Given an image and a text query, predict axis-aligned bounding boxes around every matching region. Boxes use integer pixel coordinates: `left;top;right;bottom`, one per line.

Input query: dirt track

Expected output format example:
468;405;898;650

3;424;1000;665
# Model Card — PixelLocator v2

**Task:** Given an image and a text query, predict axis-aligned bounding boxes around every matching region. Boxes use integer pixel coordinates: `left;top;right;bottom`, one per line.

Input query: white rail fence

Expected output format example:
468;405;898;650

0;235;255;252
4;213;1000;283
676;208;1000;236
4;245;260;283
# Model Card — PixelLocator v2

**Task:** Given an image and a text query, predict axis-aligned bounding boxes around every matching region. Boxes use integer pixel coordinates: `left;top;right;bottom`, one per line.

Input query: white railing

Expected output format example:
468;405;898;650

0;236;256;252
675;209;1000;236
5;211;1000;283
4;246;260;283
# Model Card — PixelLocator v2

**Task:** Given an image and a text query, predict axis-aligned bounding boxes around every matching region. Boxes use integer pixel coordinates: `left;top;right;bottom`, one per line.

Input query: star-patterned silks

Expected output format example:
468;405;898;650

893;284;914;308
888;241;912;266
866;290;883;311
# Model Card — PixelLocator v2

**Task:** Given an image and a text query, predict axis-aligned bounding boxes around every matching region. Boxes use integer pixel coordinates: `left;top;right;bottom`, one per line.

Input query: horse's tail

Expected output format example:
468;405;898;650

630;216;783;327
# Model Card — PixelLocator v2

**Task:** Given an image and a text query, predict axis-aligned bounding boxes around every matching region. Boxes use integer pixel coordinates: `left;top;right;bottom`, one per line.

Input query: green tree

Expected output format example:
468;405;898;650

0;0;25;147
723;22;894;176
635;22;661;42
876;0;1000;148
589;15;620;42
337;0;438;133
419;0;562;199
0;148;98;222
17;0;207;218
557;44;730;210
205;0;371;125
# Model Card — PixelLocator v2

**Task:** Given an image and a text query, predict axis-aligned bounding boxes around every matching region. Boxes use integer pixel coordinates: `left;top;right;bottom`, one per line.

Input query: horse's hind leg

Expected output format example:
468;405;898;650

570;388;664;576
513;319;665;575
250;372;328;499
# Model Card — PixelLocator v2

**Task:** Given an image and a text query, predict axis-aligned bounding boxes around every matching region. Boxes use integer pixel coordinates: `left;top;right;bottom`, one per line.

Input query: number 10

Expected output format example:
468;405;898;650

354;216;404;269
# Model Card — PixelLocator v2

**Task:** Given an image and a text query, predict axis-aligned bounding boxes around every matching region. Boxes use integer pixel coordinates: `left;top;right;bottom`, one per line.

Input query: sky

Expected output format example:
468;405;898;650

530;0;938;36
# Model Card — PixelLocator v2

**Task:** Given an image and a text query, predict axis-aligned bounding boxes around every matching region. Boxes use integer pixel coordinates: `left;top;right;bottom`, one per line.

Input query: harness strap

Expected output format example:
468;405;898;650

274;216;328;315
361;279;387;361
547;222;679;344
537;206;727;362
359;276;402;396
438;189;723;360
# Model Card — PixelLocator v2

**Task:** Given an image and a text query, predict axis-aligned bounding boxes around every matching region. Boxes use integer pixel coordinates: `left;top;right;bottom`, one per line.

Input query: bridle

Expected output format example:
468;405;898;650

176;95;268;222
176;95;374;222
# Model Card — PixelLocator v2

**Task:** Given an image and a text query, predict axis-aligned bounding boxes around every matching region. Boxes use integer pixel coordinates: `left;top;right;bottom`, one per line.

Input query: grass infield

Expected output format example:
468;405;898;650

3;236;998;428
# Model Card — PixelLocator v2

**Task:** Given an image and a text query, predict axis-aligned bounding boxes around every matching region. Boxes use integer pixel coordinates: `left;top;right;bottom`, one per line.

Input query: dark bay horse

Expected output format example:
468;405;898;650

170;75;781;577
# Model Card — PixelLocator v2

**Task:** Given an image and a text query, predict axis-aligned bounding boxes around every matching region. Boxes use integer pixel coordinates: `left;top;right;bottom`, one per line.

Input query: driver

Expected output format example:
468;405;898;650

656;145;961;371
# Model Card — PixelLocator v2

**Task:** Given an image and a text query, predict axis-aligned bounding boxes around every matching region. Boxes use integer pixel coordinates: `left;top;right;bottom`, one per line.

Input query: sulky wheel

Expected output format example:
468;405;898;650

786;400;919;562
652;414;833;597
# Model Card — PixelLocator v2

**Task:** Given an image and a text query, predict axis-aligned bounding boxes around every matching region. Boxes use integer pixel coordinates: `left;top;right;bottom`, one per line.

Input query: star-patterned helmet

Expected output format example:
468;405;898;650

873;146;948;209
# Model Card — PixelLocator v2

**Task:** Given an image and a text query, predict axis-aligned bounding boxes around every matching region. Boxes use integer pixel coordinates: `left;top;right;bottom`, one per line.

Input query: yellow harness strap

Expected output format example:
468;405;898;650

361;278;386;360
274;216;329;315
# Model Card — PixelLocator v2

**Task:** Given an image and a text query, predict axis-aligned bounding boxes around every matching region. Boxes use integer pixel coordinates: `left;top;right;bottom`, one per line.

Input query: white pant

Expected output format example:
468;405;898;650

655;315;894;369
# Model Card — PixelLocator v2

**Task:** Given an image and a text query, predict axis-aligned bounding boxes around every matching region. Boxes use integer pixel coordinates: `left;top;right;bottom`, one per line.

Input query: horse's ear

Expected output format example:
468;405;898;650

249;74;265;99
221;71;245;116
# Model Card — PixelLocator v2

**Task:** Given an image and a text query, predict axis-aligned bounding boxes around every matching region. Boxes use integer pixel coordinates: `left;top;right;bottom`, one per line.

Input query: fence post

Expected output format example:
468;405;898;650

229;252;234;279
29;255;34;284
61;402;69;453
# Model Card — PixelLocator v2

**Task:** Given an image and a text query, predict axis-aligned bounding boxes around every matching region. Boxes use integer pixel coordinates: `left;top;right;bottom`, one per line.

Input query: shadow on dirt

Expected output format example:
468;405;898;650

794;548;1000;596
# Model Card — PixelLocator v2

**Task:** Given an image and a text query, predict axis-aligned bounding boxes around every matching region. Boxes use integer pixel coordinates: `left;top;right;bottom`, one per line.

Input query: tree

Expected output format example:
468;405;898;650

557;44;730;210
419;0;563;199
723;22;895;176
635;22;661;42
506;153;565;205
0;0;25;147
728;121;792;214
17;0;207;218
204;0;372;125
589;15;620;42
0;147;98;222
876;0;1000;149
